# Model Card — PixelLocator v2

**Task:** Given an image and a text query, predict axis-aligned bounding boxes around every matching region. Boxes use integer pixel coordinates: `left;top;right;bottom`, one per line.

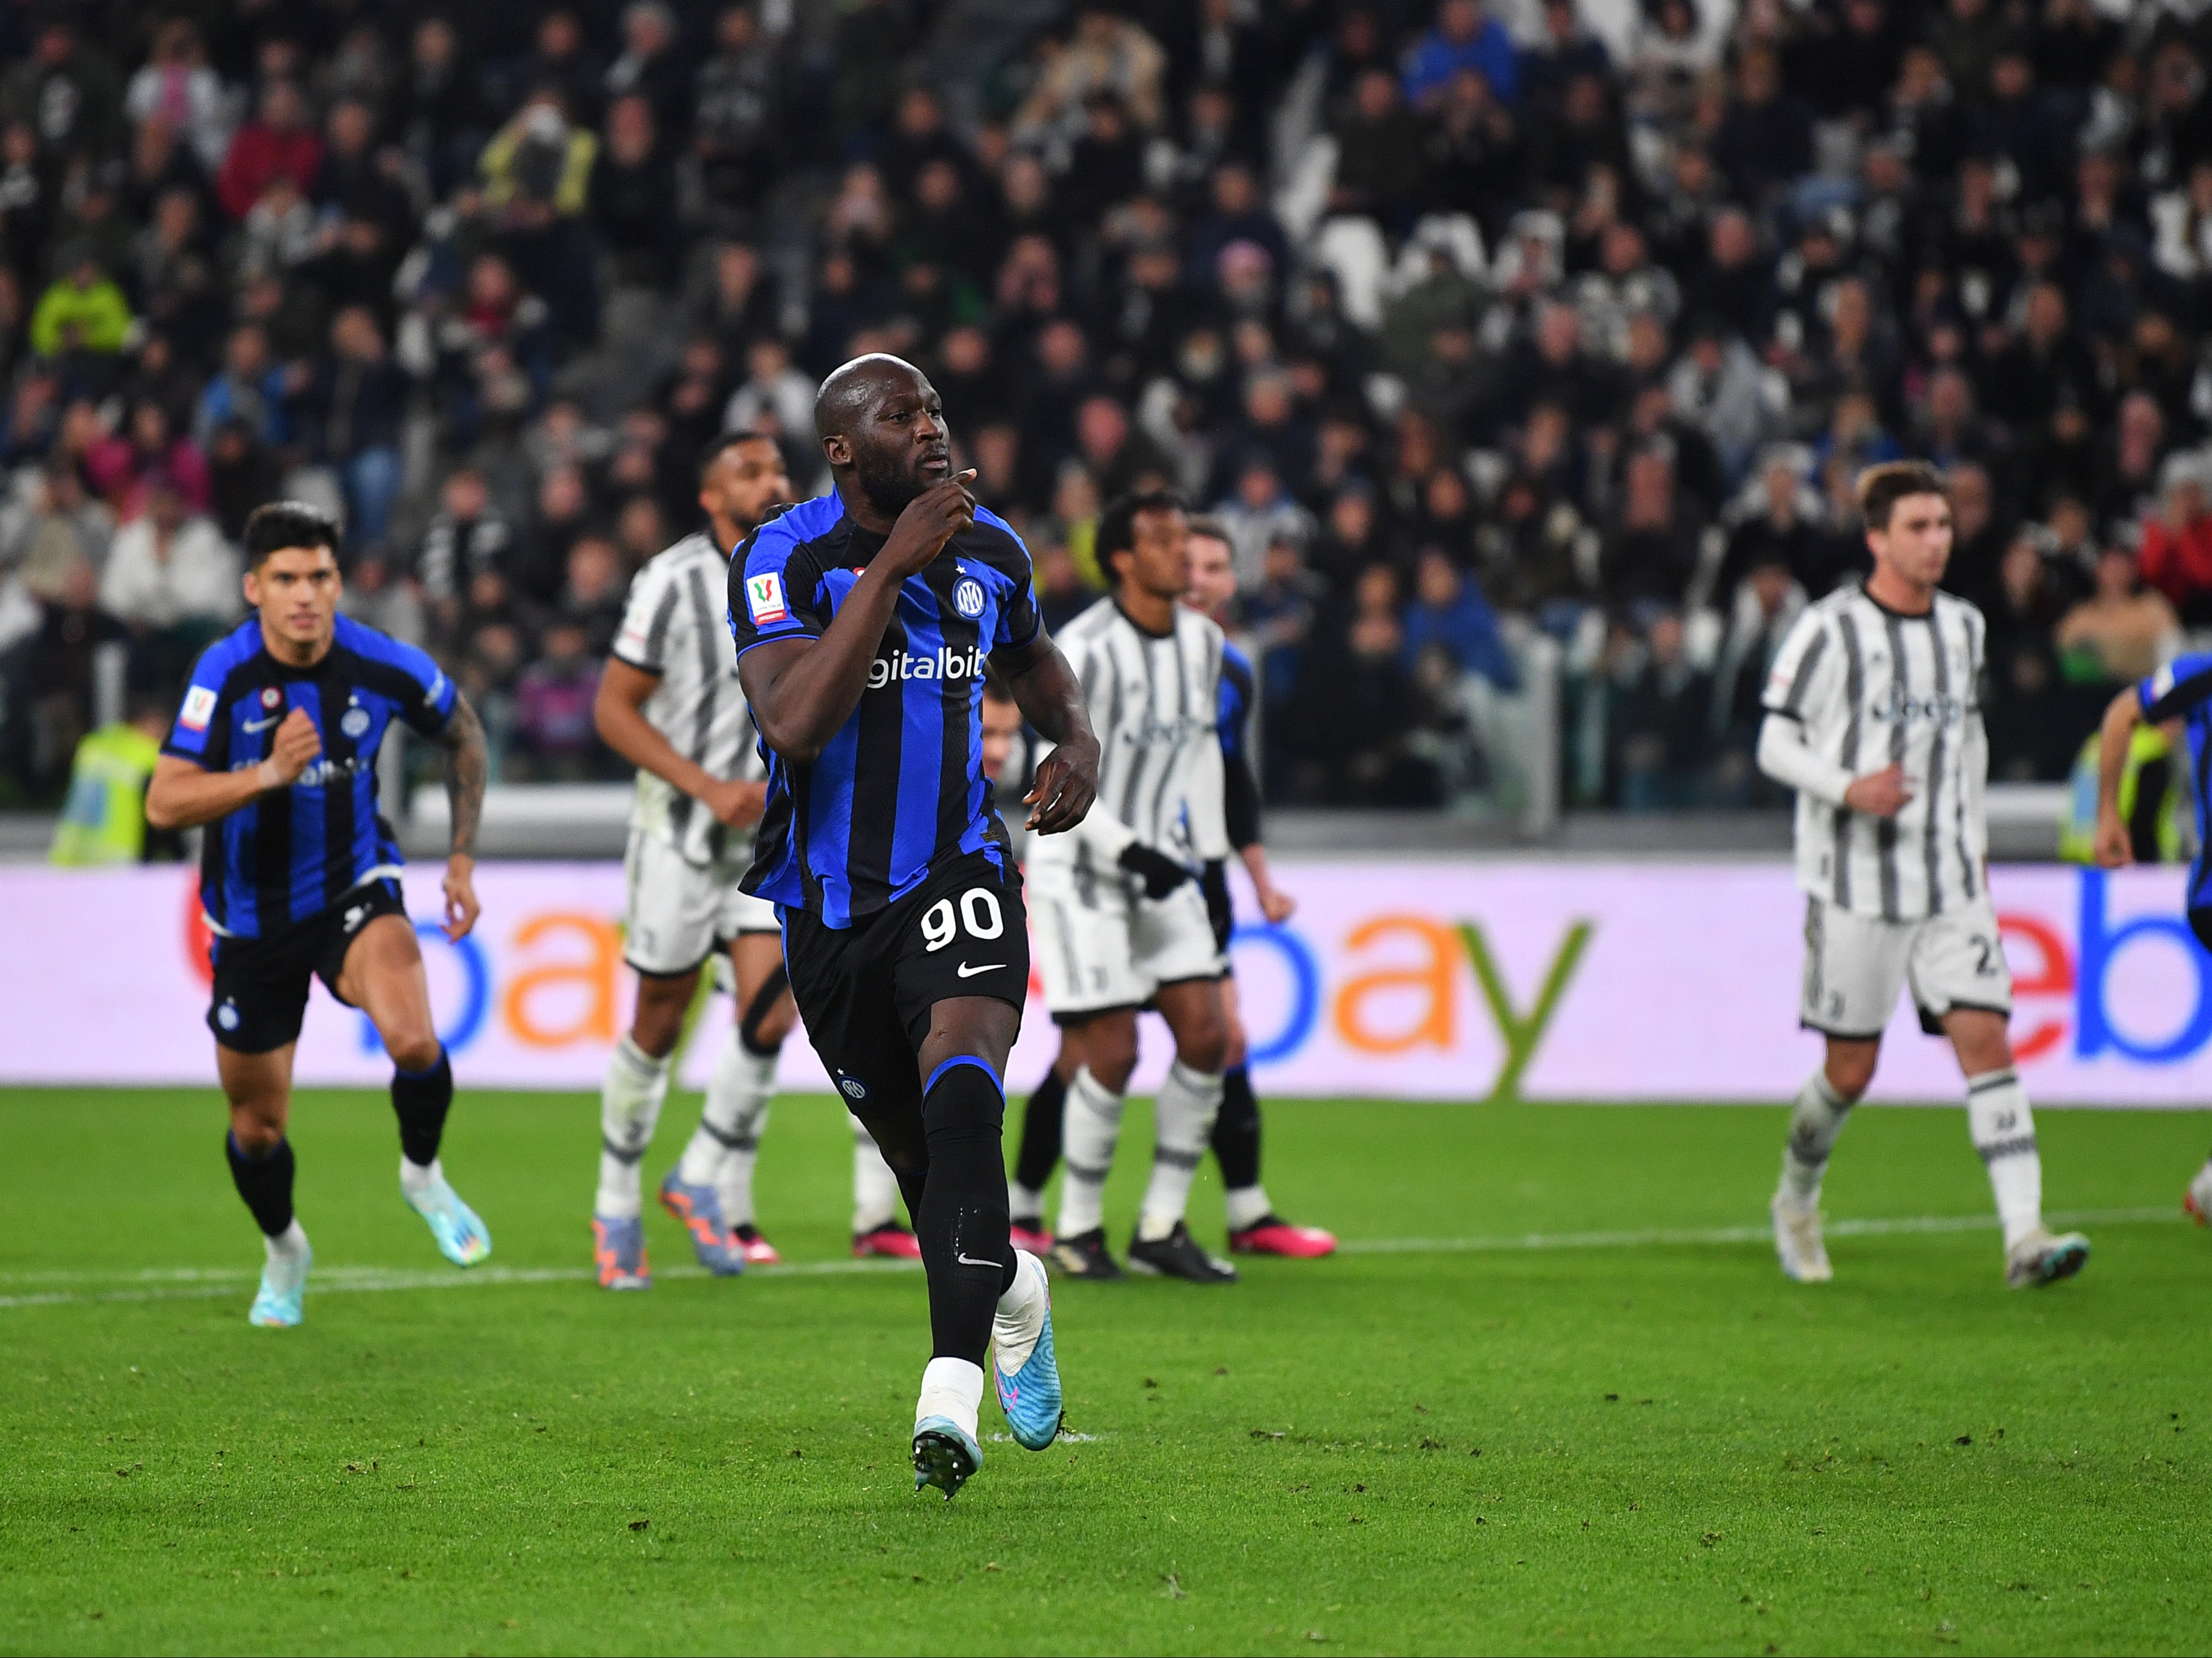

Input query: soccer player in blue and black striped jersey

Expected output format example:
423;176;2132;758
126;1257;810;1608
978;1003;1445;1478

2091;651;2212;1227
731;354;1101;1498
146;501;494;1328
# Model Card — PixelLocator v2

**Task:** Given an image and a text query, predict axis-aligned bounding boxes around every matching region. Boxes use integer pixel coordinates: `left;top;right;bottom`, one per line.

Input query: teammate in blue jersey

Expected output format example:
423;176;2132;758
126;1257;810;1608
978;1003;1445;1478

2091;654;2212;1224
731;354;1100;1498
147;502;493;1328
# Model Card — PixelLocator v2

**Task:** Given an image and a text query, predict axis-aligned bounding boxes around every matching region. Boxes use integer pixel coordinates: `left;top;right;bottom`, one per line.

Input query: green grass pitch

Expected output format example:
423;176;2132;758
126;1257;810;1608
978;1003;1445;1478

1;1085;2208;1656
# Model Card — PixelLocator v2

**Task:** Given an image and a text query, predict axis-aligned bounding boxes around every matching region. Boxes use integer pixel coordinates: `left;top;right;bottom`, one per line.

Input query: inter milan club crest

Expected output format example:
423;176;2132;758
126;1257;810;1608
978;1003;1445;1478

952;577;985;620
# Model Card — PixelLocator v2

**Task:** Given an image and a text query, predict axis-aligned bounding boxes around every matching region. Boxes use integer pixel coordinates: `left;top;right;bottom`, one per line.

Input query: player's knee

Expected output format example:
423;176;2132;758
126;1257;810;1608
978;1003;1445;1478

628;976;692;1057
1178;1010;1230;1074
228;1101;285;1153
1825;1047;1878;1101
1083;1024;1138;1092
387;1031;442;1075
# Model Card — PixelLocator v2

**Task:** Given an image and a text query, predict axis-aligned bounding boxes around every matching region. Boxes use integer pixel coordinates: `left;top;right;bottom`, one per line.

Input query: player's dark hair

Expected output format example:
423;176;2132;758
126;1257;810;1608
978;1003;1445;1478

1096;487;1185;586
1857;461;1949;532
242;501;341;567
700;429;777;483
1185;514;1232;548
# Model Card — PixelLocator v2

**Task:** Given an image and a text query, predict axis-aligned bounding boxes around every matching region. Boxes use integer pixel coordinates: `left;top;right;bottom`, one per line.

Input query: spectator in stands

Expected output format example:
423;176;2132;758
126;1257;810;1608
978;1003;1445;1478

29;246;130;359
511;619;606;781
1609;610;1711;811
2137;458;2212;630
192;325;287;449
1402;548;1518;692
2056;547;2179;690
298;307;405;552
97;473;239;634
1403;0;1519;111
216;80;320;222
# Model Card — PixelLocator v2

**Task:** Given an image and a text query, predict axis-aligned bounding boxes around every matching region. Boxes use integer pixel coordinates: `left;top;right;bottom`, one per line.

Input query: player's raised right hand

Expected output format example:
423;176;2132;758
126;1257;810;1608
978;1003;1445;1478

1843;762;1912;818
258;707;322;789
880;470;977;578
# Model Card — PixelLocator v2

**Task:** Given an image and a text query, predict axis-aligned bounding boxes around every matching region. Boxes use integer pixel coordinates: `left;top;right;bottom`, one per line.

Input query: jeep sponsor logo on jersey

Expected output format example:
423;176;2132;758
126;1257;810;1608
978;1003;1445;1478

866;642;986;689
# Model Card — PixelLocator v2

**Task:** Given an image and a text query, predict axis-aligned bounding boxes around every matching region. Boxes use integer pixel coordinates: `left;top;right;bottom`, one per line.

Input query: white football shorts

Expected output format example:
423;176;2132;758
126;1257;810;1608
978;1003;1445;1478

1799;894;2013;1040
1030;869;1226;1019
623;829;779;976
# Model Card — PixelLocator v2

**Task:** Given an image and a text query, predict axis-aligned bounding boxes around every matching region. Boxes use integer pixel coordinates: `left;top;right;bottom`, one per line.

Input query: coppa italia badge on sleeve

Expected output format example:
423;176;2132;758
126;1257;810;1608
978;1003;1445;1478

745;572;789;625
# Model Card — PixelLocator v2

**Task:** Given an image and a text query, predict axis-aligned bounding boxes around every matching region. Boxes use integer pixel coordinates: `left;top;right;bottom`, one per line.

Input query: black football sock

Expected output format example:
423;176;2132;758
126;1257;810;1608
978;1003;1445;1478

1011;1069;1067;1208
391;1048;453;1168
1210;1064;1262;1192
919;1058;1016;1365
226;1131;295;1237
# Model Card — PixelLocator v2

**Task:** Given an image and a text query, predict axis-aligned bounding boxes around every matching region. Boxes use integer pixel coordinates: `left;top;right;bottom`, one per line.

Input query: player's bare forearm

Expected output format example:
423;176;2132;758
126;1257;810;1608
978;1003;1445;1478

739;567;905;762
997;634;1099;833
594;660;723;801
436;692;489;859
2092;689;2143;867
145;755;270;830
2096;689;2140;822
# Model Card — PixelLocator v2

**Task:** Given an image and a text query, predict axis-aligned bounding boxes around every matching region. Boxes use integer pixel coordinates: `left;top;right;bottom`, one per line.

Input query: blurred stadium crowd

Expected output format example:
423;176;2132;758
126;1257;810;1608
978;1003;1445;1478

1;0;2208;815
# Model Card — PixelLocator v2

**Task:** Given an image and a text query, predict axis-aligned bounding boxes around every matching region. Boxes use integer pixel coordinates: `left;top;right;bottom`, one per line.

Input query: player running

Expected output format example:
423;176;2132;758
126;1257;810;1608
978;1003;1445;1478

730;353;1099;1499
146;501;492;1327
1028;491;1240;1285
1757;462;2088;1290
589;434;916;1288
2089;654;2212;1223
1007;518;1334;1260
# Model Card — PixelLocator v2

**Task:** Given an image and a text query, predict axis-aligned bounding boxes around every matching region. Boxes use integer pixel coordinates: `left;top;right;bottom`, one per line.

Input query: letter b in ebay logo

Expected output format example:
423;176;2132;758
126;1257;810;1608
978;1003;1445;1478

2075;869;2212;1063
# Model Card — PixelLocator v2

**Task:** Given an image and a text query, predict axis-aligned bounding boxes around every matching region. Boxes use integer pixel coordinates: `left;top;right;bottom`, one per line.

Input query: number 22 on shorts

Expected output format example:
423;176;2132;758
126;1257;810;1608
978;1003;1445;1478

920;888;1004;952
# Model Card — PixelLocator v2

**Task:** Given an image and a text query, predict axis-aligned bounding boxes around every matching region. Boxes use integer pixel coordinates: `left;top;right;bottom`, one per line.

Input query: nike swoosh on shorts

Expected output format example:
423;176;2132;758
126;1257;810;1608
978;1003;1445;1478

955;962;1003;978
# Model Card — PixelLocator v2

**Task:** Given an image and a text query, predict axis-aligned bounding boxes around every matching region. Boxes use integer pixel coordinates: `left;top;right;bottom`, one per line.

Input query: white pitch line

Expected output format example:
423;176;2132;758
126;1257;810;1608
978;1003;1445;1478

0;1207;2182;1312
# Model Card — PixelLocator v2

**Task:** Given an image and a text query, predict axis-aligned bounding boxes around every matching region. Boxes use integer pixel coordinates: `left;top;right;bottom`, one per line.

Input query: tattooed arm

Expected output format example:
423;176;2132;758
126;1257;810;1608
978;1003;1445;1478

434;691;489;940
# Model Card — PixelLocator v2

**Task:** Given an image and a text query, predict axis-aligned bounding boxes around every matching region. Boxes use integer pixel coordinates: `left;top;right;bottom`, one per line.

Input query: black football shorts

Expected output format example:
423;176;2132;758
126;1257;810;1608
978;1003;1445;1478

780;849;1029;1127
207;879;407;1054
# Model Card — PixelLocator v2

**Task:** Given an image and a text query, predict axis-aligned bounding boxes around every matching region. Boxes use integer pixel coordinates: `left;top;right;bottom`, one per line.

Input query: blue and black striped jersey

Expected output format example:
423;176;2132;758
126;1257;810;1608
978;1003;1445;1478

2138;652;2212;900
1217;635;1261;852
728;493;1043;928
164;614;456;938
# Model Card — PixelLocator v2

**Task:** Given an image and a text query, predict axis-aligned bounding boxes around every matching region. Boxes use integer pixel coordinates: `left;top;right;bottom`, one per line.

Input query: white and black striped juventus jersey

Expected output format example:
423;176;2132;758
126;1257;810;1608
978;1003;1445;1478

1031;595;1230;899
611;532;766;868
1762;583;1989;921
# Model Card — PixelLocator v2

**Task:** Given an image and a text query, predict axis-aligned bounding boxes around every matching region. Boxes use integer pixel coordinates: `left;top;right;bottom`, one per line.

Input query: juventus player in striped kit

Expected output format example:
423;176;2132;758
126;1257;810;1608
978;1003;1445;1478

1757;462;2089;1289
1030;491;1240;1284
590;433;914;1288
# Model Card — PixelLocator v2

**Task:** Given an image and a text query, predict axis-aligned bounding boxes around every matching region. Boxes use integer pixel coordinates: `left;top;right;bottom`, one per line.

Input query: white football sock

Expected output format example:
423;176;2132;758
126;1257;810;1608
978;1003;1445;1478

1966;1068;2042;1250
1009;1178;1045;1223
992;1250;1048;1374
262;1219;310;1292
852;1114;900;1233
596;1034;669;1220
398;1155;442;1200
1780;1068;1852;1203
685;1034;775;1223
1138;1059;1224;1241
1055;1067;1124;1239
916;1356;985;1440
1224;1184;1274;1231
